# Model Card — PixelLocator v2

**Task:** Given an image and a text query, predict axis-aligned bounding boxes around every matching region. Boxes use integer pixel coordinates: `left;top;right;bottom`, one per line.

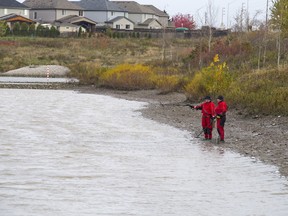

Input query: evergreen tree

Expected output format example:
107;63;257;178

0;21;9;36
271;0;288;36
20;22;29;36
12;22;21;36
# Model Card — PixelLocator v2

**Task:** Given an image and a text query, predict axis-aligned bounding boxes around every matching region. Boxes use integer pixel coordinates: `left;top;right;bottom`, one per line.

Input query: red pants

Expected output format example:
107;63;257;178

202;116;213;139
217;116;226;141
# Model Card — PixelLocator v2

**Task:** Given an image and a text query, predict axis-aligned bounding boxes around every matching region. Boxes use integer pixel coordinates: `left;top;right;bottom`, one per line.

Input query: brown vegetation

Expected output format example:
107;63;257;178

0;34;287;115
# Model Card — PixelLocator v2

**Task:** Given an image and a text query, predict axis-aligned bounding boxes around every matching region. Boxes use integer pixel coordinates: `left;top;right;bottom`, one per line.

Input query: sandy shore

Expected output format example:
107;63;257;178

77;87;288;178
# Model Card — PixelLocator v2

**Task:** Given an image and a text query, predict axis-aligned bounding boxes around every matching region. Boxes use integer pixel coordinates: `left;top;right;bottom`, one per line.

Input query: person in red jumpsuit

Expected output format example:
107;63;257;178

215;95;228;142
193;96;215;140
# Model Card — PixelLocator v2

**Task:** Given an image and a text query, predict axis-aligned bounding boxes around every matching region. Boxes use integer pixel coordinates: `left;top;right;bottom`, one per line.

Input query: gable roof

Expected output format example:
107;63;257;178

105;16;134;24
142;18;161;26
112;1;154;14
0;0;29;9
0;13;34;23
73;0;126;12
144;5;169;17
56;15;97;25
23;0;83;10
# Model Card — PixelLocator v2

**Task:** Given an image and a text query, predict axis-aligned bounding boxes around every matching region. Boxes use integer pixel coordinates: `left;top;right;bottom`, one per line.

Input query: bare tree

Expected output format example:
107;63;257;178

206;0;218;52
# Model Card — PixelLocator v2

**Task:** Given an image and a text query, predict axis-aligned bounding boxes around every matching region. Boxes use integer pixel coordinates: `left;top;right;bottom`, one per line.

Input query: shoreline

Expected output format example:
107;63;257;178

77;86;288;178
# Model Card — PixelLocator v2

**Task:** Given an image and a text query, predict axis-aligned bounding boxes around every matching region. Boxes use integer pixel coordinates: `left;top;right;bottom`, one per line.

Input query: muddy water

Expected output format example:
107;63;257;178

0;89;288;216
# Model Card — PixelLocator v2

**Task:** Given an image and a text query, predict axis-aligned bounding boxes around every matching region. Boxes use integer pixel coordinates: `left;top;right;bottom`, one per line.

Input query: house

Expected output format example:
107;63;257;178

105;16;134;30
112;1;168;29
23;0;83;23
0;13;35;29
0;0;29;18
55;15;97;32
143;5;169;28
73;0;128;27
136;18;162;29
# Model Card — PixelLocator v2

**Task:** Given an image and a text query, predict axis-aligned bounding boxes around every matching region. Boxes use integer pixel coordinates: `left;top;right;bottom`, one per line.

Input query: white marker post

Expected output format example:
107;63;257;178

46;66;50;83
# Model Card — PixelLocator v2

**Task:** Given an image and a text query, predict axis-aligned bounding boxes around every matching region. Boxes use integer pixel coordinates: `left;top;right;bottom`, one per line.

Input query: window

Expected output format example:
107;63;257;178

24;10;28;16
4;9;8;15
111;12;114;16
125;25;130;29
116;25;120;29
62;10;66;15
34;12;37;19
79;11;83;16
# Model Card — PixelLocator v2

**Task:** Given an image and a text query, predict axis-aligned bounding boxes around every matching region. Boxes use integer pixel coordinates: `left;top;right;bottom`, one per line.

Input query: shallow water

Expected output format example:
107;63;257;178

0;76;77;83
0;89;288;216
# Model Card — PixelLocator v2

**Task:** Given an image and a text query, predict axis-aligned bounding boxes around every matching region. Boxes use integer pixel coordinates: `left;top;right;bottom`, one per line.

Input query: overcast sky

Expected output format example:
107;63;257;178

17;0;272;27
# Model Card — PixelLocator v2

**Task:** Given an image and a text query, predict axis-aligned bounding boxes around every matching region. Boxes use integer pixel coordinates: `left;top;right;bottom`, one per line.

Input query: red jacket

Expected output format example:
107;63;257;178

195;101;215;117
215;101;228;116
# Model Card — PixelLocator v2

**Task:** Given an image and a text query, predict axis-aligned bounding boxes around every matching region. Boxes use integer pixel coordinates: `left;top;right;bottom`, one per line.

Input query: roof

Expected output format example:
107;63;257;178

143;5;169;17
0;0;29;9
112;1;154;14
56;15;97;25
0;13;34;23
73;0;127;12
23;0;83;10
142;18;161;26
105;16;134;24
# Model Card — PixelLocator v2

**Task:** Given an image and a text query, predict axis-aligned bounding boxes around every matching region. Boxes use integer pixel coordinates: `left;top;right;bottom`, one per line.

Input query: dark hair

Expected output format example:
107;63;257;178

217;95;224;101
204;96;211;100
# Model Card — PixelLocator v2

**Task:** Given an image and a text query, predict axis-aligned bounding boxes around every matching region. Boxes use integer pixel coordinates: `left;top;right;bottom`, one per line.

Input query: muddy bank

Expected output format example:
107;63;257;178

78;87;288;178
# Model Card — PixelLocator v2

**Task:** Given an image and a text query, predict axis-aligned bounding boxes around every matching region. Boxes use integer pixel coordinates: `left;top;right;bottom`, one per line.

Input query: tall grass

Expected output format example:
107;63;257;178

0;36;287;115
226;69;288;115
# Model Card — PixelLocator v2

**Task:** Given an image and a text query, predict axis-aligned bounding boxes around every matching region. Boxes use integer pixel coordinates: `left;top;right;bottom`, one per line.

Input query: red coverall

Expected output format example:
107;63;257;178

195;101;215;139
215;101;228;141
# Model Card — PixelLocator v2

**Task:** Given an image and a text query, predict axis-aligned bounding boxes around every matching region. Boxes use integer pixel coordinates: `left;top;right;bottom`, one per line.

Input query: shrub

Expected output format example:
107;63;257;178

20;23;29;36
0;21;9;36
12;22;21;36
184;54;232;100
154;75;183;93
69;62;107;85
28;23;36;36
99;64;155;90
226;69;288;115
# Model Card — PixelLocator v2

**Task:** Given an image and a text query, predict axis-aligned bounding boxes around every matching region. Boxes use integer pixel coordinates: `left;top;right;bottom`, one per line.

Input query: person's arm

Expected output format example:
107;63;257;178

194;104;203;110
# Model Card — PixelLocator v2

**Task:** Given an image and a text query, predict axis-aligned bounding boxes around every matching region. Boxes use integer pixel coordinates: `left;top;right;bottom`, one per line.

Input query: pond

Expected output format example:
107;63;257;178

0;89;287;216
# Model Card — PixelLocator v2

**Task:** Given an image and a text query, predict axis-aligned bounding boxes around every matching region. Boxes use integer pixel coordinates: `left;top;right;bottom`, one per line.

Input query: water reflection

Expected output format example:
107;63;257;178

0;89;288;216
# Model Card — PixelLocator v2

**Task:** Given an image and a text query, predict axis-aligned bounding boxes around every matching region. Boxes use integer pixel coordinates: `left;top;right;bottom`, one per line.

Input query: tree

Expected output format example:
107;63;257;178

29;23;36;36
20;22;29;36
206;0;218;52
271;0;288;35
0;21;9;36
12;22;21;36
172;13;196;30
270;0;288;68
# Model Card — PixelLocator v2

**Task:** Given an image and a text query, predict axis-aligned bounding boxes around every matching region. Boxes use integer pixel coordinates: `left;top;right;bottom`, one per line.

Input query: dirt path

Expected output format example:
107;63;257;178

80;87;288;178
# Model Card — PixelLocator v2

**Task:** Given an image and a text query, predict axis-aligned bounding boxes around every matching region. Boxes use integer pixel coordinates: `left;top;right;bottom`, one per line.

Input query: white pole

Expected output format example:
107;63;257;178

46;66;50;83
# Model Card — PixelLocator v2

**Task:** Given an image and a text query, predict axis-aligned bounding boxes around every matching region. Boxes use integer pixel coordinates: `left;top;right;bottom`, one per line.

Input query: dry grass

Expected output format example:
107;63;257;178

1;36;287;115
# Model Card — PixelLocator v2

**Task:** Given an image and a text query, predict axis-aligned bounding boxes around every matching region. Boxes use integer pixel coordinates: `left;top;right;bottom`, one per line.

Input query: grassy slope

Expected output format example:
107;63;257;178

0;36;287;115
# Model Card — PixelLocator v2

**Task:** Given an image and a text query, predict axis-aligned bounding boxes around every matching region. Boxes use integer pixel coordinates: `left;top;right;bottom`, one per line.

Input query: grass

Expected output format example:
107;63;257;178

0;35;288;115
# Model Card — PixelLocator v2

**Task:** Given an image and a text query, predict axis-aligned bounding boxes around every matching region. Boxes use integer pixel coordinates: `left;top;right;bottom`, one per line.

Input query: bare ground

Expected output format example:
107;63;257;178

78;87;288;178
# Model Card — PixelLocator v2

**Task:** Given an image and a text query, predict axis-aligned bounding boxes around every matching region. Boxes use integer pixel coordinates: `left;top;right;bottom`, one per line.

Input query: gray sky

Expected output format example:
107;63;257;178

18;0;272;28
